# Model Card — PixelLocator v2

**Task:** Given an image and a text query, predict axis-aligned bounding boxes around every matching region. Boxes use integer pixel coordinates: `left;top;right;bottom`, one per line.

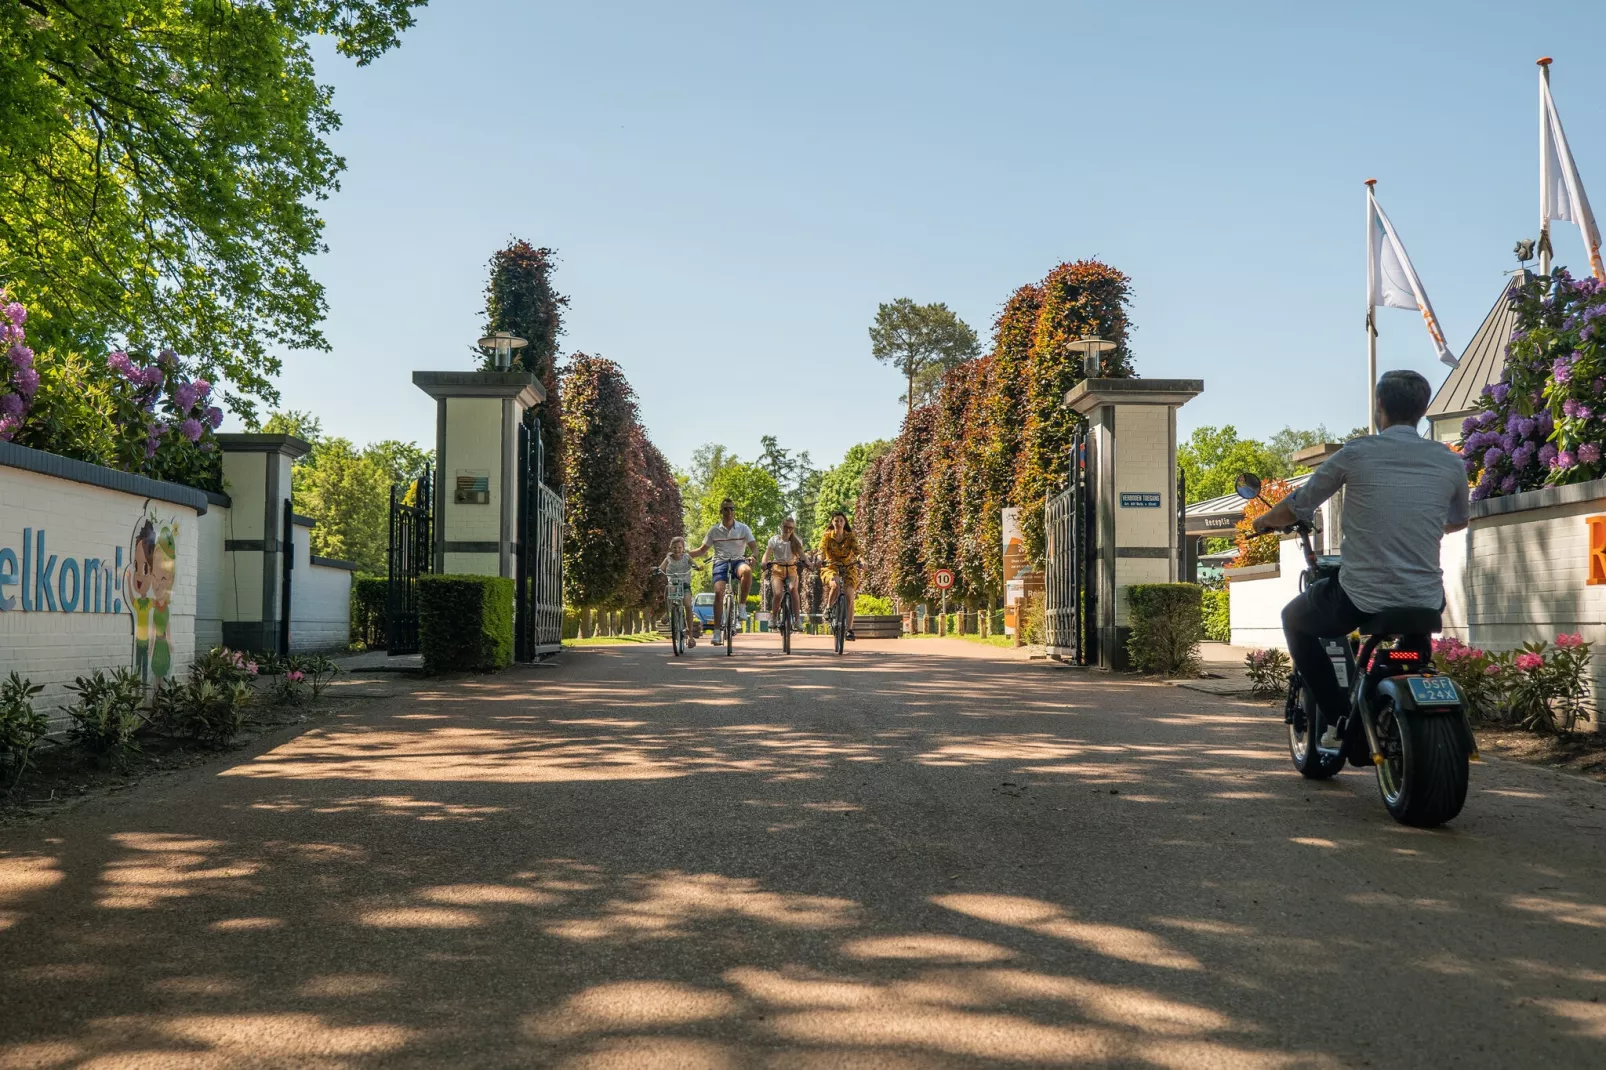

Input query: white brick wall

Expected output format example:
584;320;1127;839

289;522;353;652
1;466;200;726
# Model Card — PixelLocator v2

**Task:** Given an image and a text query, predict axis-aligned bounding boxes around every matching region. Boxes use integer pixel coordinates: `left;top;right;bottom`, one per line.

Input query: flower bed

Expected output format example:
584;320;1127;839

1433;634;1593;734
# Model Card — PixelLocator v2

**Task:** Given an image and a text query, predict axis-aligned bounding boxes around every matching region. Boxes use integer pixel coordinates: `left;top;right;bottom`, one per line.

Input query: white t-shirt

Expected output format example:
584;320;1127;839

663;554;693;590
705;521;754;562
767;533;800;564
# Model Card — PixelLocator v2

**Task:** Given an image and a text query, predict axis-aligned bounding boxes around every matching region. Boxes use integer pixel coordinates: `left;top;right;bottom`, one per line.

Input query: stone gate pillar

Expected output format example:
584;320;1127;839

1064;378;1202;670
413;371;547;578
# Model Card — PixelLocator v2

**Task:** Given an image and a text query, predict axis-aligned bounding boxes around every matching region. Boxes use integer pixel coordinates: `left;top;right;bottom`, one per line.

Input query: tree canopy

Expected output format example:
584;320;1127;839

869;298;981;413
0;0;425;420
480;240;567;478
812;440;890;532
695;463;786;550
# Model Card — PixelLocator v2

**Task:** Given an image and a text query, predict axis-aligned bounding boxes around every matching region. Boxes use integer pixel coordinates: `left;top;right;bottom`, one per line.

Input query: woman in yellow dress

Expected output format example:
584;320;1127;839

819;511;861;641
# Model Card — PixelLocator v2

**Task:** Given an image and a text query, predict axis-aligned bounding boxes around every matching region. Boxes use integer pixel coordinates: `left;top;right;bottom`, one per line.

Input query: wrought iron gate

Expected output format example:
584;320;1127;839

1044;426;1096;663
386;466;432;655
515;422;564;660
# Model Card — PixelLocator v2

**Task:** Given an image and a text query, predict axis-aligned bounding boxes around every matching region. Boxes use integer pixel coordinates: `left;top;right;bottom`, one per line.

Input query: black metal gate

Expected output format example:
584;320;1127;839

515;422;564;660
1044;426;1097;664
386;466;432;655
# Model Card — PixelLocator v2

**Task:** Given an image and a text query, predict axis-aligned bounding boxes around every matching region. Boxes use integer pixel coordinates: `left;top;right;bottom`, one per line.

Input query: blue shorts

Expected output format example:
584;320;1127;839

713;559;748;585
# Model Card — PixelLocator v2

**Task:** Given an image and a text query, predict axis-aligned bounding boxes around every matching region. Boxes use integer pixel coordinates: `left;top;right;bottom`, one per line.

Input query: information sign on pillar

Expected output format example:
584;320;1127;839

1062;378;1203;670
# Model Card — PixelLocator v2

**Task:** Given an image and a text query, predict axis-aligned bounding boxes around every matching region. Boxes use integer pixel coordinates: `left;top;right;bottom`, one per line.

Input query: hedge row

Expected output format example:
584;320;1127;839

418;575;514;673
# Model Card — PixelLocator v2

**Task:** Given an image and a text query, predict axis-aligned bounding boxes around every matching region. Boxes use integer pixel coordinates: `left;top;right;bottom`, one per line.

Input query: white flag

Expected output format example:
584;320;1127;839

1367;188;1457;368
1540;74;1606;282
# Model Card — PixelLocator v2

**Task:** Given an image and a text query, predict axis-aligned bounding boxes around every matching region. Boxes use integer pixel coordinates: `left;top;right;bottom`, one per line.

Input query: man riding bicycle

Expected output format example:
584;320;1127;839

819;510;861;641
761;516;806;630
689;497;755;646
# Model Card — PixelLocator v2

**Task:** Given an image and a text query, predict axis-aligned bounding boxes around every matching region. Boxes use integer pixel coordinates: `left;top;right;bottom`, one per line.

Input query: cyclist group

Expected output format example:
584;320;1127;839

656;497;861;647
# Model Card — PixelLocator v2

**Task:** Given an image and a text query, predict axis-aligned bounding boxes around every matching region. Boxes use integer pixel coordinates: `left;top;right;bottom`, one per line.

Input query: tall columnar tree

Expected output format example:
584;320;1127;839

975;285;1042;591
922;361;980;602
869;298;982;414
561;355;641;609
481;240;569;479
857;450;895;598
619;428;684;610
1015;260;1134;562
0;0;425;422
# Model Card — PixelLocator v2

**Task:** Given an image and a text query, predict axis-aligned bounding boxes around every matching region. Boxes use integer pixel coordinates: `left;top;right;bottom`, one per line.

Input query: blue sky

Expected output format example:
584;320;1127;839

272;1;1606;473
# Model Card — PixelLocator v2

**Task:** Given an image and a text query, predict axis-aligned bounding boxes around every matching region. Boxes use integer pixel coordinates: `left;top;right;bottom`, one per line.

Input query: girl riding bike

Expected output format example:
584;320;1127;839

761;517;806;630
819;510;861;641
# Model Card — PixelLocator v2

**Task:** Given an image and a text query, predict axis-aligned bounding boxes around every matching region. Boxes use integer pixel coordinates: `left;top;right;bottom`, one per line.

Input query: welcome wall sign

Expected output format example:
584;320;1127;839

0;528;127;613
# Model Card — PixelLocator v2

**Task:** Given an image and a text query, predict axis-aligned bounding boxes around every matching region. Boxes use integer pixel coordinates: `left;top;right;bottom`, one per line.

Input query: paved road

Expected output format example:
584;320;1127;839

2;636;1604;1068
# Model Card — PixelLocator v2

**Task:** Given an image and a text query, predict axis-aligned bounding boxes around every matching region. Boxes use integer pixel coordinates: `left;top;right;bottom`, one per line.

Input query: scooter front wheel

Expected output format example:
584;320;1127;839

1288;676;1345;779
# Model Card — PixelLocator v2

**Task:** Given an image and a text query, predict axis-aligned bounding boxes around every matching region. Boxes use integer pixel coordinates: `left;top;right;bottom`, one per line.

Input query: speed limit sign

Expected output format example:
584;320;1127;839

934;569;955;590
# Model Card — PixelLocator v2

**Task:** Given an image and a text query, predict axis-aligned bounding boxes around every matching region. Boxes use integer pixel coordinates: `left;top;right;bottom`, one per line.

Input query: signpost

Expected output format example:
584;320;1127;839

935;569;954;636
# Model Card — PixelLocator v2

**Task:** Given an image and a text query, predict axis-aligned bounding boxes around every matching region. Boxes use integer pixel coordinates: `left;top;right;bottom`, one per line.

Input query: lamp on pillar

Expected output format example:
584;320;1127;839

1068;336;1117;379
478;331;528;371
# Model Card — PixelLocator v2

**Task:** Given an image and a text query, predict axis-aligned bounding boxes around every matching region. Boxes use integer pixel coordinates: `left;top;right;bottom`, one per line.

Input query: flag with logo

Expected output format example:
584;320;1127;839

1540;73;1606;282
1367;187;1457;367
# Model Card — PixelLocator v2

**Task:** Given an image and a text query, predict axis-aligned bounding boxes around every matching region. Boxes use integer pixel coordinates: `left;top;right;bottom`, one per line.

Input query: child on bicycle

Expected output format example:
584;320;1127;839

659;536;698;648
760;517;806;630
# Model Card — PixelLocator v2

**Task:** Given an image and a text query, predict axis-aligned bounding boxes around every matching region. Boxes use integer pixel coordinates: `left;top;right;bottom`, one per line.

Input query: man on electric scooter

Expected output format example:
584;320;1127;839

1252;370;1470;744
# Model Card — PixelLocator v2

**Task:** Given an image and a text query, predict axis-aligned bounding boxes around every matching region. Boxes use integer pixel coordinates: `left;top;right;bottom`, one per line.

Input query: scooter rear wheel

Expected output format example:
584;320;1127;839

1374;697;1469;827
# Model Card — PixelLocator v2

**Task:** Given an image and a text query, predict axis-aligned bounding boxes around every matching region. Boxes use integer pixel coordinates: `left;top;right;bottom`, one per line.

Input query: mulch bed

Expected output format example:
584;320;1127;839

1476;726;1606;784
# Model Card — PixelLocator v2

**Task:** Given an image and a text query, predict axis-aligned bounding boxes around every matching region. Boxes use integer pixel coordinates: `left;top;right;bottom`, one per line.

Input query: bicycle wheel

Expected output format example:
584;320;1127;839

833;593;846;655
781;589;792;655
671;604;684;656
725;588;736;656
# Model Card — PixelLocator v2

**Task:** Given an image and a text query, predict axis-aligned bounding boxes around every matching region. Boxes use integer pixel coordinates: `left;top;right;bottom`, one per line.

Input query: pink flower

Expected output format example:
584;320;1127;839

286;670;305;683
1556;632;1585;648
1516;652;1544;672
246;661;259;675
4;302;26;326
1484;664;1502;676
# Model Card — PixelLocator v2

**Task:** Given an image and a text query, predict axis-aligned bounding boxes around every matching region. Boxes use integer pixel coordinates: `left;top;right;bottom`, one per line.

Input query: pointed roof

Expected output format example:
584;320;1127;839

1426;271;1529;422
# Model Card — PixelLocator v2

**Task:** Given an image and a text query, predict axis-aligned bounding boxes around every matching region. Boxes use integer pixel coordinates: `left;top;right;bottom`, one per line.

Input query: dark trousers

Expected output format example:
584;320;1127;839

1281;578;1368;723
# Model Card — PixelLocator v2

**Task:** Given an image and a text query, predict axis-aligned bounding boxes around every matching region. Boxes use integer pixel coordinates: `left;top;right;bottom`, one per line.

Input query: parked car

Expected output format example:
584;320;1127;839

692;592;715;627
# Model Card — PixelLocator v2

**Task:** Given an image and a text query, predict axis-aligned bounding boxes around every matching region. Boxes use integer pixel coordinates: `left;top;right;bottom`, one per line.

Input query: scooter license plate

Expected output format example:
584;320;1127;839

1407;676;1460;706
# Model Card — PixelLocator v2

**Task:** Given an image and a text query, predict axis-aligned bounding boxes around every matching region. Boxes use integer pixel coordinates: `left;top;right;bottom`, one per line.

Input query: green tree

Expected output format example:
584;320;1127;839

677;443;739;542
869;298;981;414
254;411;324;444
0;1;425;421
695;463;786;552
480;240;567;479
757;435;820;544
562;355;640;608
1178;426;1287;504
812;440;891;533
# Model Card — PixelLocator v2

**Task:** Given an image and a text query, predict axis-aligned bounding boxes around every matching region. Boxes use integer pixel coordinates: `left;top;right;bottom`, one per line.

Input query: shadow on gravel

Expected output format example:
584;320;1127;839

1;646;1604;1067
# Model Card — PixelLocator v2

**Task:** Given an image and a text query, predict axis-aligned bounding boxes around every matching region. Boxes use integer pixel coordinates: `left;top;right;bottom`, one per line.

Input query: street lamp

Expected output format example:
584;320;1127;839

1068;336;1116;379
477;330;529;371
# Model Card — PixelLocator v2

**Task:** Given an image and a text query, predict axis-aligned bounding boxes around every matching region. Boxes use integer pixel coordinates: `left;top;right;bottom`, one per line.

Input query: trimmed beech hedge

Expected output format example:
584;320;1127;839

351;576;387;647
1126;583;1204;676
418;575;514;673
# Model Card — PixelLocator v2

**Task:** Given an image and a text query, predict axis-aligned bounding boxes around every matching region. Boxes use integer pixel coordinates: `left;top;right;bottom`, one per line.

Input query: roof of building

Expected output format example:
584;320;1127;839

1184;472;1313;535
1426;272;1528;423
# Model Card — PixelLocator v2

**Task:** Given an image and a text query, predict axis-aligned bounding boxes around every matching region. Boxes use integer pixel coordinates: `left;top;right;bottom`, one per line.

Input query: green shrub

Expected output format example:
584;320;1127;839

1127;584;1204;676
351;576;387;647
855;594;894;616
0;673;49;792
153;648;253;746
1245;648;1292;696
1020;593;1046;646
419;574;514;672
63;669;148;767
1201;588;1231;643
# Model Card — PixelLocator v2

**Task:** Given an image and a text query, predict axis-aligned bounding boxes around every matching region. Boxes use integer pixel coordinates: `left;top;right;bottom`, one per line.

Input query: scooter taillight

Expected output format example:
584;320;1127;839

1385;650;1420;662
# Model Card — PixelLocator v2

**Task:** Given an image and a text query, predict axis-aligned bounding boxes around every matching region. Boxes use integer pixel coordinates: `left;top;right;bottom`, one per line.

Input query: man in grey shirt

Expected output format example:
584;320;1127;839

1253;370;1470;726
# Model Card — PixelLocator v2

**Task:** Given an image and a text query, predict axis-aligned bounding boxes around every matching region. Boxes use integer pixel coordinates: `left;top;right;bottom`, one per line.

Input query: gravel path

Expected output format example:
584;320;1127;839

2;635;1603;1068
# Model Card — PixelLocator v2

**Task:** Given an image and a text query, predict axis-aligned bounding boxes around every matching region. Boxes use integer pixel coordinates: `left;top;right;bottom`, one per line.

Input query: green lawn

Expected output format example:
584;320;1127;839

902;631;1016;649
564;632;665;647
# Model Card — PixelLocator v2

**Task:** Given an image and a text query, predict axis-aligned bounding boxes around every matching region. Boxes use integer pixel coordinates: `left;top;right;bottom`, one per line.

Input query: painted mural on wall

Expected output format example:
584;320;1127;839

126;513;179;683
0;500;179;683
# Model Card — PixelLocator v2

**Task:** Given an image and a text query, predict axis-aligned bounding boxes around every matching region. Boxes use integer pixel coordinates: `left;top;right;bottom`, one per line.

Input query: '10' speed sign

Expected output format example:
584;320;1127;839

934;569;955;590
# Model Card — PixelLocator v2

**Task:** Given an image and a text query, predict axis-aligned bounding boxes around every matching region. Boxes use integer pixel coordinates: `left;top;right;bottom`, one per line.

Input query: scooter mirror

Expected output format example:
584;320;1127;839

1234;472;1263;500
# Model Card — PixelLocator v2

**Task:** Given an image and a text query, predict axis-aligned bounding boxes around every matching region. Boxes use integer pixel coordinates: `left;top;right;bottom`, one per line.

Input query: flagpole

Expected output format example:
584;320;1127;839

1366;179;1378;434
1539;57;1553;276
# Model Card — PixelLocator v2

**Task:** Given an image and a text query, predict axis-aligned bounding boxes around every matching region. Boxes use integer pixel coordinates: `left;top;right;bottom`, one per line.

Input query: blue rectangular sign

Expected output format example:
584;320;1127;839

1120;493;1162;508
1407;676;1461;707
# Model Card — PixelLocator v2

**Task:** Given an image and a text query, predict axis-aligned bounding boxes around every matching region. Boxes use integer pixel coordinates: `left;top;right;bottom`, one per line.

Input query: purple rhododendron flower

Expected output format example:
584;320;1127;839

1513;416;1537;439
193;378;211;398
174;383;199;411
1513;444;1536;470
157;349;177;365
107;351;132;376
1580;443;1603;465
145;435;160;459
201;441;215;453
13;367;38;399
1580;404;1595;420
1483;447;1505;468
1540;443;1559;467
205;405;223;429
7;345;32;368
1464;456;1480;477
0;392;21;417
140;366;164;389
1500;432;1518;451
1564;398;1580;418
1462;415;1479;434
1471;483;1491;502
1555;356;1575;384
1500;475;1518;494
1557;450;1578;469
180;418;203;443
4;303;25;326
1491;382;1511;404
